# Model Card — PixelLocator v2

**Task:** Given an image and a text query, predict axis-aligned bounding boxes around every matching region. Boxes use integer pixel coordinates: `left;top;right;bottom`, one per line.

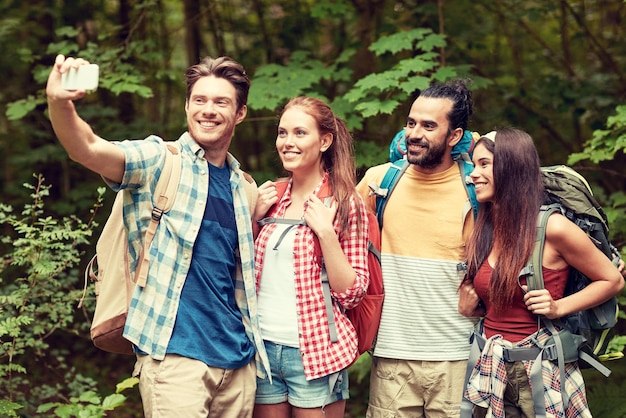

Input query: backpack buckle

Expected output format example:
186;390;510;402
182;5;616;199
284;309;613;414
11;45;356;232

152;207;164;221
368;182;387;198
541;343;559;361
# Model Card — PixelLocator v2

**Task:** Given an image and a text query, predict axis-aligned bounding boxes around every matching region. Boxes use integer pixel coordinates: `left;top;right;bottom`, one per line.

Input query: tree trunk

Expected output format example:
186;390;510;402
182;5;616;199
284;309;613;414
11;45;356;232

183;0;204;65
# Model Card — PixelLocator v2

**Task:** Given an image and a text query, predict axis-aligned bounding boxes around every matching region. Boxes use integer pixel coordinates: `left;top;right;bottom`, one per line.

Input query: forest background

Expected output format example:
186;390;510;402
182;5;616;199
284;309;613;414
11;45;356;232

1;0;626;417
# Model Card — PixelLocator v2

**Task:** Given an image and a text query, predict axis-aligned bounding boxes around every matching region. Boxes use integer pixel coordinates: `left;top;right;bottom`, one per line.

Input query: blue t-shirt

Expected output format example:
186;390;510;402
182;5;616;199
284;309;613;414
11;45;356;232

166;163;255;368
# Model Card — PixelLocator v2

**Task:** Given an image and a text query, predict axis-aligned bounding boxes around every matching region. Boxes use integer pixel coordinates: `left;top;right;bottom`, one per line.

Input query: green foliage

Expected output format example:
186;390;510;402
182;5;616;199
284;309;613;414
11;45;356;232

568;105;626;165
0;400;21;417
607;334;626;357
567;106;626;253
368;28;445;55
249;27;490;139
348;353;373;385
5;95;38;120
37;377;139;418
355;140;388;170
0;176;133;415
248;50;338;112
342;29;490;130
5;25;157;121
1;2;625;414
347;354;372;417
311;0;352;18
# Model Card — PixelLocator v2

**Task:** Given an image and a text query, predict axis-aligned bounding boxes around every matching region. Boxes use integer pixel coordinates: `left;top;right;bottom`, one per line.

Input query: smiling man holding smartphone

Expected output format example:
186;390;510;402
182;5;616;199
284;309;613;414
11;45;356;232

46;54;270;418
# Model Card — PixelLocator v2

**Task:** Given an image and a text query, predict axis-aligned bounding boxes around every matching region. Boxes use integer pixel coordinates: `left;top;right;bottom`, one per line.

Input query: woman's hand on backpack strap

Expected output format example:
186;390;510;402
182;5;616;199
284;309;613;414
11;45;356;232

303;194;336;238
524;288;560;319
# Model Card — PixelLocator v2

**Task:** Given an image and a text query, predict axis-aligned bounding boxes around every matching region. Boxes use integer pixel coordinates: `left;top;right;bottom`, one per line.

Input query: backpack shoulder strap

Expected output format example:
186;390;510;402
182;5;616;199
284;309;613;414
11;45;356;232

369;159;409;227
520;203;572;412
455;156;479;221
240;170;258;214
136;144;182;287
153;143;182;212
520;204;560;291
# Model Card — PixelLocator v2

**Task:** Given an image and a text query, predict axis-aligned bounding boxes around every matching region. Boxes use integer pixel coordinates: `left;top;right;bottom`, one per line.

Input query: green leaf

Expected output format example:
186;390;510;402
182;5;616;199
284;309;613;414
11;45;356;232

102;393;127;410
78;391;101;405
396;55;439;73
398;76;432;95
355;99;400;118
115;377;139;393
432;66;459;82
6;96;39;120
416;33;448;51
369;28;433;55
0;400;22;417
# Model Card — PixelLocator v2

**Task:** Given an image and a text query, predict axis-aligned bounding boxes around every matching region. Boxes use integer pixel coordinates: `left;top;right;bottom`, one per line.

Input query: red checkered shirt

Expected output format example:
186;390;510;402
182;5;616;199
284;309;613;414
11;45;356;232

254;175;370;380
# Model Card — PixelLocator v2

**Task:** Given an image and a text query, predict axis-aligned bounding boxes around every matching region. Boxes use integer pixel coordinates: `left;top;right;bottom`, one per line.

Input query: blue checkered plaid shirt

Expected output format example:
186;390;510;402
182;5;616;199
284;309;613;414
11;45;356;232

106;132;269;377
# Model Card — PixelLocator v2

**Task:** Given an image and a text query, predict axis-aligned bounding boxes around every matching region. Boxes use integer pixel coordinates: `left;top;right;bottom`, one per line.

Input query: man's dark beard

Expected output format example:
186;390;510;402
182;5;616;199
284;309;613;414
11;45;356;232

406;138;447;169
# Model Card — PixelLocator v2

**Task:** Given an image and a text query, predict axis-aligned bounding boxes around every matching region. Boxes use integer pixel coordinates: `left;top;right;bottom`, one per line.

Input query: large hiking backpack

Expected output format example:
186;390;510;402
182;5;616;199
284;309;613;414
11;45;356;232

258;181;384;356
370;129;479;227
523;165;623;370
80;144;182;355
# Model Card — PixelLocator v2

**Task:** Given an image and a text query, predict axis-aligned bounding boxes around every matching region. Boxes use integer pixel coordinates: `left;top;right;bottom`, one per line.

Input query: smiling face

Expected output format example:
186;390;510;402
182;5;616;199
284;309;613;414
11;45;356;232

276;107;332;176
185;75;246;160
470;141;495;203
404;96;461;173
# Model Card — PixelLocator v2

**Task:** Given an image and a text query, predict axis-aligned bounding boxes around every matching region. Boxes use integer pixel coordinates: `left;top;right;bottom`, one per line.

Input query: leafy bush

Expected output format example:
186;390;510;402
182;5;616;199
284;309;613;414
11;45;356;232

0;175;137;417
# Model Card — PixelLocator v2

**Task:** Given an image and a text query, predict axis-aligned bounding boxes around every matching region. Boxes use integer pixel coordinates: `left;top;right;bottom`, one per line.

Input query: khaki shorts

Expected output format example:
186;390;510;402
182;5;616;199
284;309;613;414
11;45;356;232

366;357;467;418
133;354;256;418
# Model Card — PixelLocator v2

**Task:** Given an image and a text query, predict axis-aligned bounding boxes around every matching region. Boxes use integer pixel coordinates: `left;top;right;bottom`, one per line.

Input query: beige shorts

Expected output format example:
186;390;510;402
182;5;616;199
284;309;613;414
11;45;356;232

133;354;256;418
366;357;467;418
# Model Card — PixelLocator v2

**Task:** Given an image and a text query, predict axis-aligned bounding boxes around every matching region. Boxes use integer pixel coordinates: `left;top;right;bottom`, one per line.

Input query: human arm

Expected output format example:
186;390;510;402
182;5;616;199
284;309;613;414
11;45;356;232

523;213;624;319
46;54;125;182
305;194;369;299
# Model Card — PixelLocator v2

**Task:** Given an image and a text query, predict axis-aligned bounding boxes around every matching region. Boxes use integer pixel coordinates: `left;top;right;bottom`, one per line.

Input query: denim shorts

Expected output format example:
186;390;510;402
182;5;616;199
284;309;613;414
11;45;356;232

255;340;349;408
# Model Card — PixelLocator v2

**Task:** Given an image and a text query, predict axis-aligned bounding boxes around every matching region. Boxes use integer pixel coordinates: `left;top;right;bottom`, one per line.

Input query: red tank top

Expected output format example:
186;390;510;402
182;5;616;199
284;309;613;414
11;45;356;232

473;261;569;342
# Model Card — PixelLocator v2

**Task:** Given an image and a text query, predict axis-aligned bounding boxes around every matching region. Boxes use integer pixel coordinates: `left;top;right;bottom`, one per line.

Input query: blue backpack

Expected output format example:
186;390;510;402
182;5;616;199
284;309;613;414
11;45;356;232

369;129;479;226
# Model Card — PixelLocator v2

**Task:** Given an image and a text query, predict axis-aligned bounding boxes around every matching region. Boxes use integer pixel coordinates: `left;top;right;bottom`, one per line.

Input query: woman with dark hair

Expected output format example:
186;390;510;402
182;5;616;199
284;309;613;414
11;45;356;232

458;128;623;417
252;97;370;418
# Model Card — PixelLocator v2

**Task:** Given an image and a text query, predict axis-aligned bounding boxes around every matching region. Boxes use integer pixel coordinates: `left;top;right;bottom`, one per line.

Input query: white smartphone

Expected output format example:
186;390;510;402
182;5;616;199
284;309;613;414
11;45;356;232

62;64;99;90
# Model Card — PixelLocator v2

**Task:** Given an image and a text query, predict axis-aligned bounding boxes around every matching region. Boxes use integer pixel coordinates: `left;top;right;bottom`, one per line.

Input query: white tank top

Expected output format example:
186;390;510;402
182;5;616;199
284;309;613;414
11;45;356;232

257;223;299;347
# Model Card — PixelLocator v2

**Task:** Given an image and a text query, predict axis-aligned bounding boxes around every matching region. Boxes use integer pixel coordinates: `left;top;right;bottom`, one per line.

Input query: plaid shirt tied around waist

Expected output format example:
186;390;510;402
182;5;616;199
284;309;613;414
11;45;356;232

464;327;591;418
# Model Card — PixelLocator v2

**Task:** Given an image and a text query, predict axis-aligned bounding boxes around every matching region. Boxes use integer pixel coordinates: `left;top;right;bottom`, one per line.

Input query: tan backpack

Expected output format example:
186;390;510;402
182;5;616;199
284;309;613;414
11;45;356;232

80;144;182;355
79;144;259;355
